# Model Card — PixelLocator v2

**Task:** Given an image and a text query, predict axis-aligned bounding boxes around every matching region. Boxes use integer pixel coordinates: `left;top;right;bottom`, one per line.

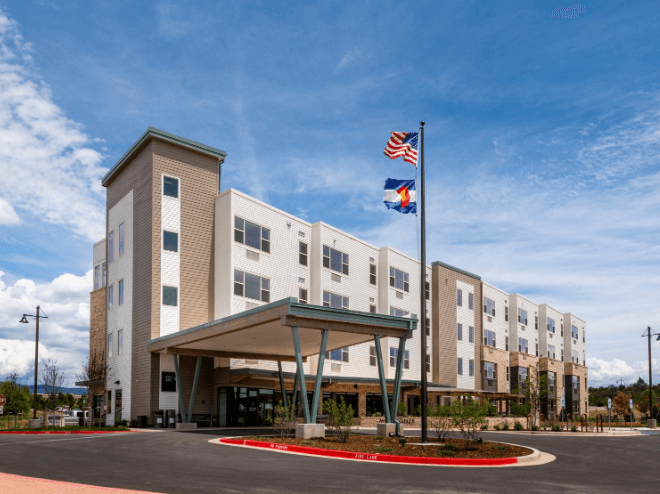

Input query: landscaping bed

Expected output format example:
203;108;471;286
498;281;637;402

247;435;532;459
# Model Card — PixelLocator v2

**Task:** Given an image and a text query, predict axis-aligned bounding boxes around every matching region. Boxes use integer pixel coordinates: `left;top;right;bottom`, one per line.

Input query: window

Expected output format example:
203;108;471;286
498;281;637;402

547;317;555;333
370;264;377;285
163;286;178;306
483;362;495;379
468;292;474;310
469;359;475;376
561;349;564;362
163;231;178;252
425;354;430;373
548;371;556;387
108;333;113;358
571;325;578;340
369;304;377;313
484;297;495;316
108;231;114;263
323;245;349;275
163;176;179;198
118;329;123;355
504;305;508;321
484;330;496;347
535;315;538;330
505;336;509;351
102;263;107;287
162;372;176;392
518;308;528;325
425;318;430;337
108;285;113;308
518;337;529;354
561;323;564;336
506;367;510;381
457;289;463;307
119;224;125;256
469;326;474;343
572;350;578;363
519;367;528;383
234;217;270;253
94;266;100;290
457;358;463;375
118;280;124;305
425;282;430;300
327;347;349;362
548;344;555;359
323;291;348;309
536;343;538;357
389;267;409;292
299;288;308;304
218;162;222;192
234;270;270;303
572;376;579;390
583;332;585;343
369;346;377;366
390;348;409;369
390;307;409;317
457;323;463;341
299;242;308;266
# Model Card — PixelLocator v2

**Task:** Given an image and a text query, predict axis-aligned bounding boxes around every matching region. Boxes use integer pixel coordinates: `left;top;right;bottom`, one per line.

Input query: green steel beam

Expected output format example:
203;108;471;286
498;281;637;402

173;355;187;422
291;326;311;423
390;337;407;420
187;356;203;423
310;329;329;423
373;335;392;423
292;372;299;410
277;361;288;408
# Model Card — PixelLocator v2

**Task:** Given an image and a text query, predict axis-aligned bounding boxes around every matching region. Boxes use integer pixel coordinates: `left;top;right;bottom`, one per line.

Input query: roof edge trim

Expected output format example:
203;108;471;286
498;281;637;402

432;260;481;280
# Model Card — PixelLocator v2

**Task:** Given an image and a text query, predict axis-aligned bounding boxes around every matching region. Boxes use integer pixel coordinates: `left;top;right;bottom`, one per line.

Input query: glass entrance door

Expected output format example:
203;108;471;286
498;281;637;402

218;387;276;426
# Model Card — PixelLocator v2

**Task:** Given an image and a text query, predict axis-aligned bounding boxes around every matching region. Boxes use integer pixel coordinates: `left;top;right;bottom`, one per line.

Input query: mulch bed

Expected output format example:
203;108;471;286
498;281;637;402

251;434;532;459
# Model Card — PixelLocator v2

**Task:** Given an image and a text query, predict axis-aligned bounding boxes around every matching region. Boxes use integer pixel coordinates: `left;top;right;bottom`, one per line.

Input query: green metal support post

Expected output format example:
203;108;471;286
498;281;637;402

292;372;299;410
374;335;392;423
390;336;407;421
291;326;311;423
173;354;187;422
310;329;329;423
187;356;203;423
277;361;288;407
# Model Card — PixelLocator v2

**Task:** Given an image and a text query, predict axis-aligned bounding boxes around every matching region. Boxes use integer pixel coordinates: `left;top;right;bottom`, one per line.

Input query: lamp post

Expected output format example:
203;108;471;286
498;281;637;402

19;306;48;422
641;326;660;429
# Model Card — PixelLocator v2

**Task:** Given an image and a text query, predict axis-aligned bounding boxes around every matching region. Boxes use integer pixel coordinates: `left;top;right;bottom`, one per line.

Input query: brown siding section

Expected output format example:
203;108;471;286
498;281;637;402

481;345;509;393
432;265;482;388
89;288;107;359
152;140;218;330
106;141;154;420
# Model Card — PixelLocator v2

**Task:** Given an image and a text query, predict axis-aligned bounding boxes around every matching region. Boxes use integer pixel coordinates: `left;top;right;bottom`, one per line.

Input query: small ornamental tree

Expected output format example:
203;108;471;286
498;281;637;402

429;405;452;442
450;397;488;450
613;391;632;418
514;363;549;428
269;400;297;438
323;396;356;443
40;358;64;412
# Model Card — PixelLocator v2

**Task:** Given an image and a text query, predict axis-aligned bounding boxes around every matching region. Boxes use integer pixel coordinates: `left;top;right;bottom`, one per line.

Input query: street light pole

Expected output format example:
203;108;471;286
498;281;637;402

641;326;660;428
19;306;48;420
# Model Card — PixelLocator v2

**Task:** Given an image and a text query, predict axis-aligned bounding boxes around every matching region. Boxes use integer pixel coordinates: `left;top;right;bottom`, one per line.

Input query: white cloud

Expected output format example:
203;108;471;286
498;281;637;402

0;269;92;386
588;357;660;387
0;9;106;241
334;49;361;73
0;195;19;224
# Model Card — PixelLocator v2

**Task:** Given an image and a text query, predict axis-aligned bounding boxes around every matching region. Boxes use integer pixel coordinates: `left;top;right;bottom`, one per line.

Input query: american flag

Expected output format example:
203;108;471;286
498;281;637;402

383;132;419;166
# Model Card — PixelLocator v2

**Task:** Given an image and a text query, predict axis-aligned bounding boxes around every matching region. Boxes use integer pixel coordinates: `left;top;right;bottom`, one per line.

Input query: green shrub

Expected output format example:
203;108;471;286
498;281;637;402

510;402;532;417
429;405;452;442
301;440;316;445
269;400;297;438
397;401;407;416
375;446;393;453
494;424;501;430
502;422;510;430
443;444;458;450
438;450;455;457
374;436;385;440
449;396;489;450
571;425;578;432
323;396;356;443
481;424;488;430
492;445;506;450
514;421;523;430
552;424;561;432
531;425;540;431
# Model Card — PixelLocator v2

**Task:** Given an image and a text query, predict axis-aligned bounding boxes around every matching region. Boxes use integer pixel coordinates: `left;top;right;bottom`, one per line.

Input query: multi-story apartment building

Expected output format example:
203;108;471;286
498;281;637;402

88;128;588;426
539;304;564;419
564;313;588;416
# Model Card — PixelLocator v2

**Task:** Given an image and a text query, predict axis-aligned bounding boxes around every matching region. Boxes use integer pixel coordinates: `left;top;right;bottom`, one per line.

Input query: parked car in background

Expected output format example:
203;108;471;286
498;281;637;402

46;409;90;426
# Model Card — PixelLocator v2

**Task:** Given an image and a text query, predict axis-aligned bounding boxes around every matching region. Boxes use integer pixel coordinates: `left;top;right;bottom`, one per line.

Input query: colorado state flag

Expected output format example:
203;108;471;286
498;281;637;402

383;178;417;214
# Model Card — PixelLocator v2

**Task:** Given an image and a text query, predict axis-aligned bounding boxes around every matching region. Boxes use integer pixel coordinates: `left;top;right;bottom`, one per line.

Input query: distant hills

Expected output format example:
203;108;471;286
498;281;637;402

27;385;87;395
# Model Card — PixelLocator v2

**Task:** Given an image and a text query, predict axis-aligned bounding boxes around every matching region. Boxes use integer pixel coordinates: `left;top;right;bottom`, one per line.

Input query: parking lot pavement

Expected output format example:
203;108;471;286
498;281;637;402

0;428;658;493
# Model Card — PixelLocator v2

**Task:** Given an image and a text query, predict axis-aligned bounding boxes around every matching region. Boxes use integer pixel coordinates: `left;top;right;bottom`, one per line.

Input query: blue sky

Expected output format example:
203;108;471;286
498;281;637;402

1;1;659;387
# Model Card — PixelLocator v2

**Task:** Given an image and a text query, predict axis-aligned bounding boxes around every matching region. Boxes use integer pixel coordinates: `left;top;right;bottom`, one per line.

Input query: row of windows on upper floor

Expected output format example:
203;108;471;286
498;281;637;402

107;329;123;358
479;332;586;365
320;345;431;372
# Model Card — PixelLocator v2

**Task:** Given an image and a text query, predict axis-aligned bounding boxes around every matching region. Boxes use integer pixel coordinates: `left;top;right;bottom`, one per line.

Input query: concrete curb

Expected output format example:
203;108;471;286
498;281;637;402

0;430;136;435
213;436;548;468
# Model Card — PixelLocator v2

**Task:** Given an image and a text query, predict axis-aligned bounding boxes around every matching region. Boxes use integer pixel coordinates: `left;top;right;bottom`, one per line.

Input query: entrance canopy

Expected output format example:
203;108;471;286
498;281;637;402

147;297;416;361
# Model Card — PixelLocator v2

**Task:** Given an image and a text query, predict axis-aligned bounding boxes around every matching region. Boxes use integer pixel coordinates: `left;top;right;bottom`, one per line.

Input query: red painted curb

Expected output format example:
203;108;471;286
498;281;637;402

219;438;519;466
0;430;135;435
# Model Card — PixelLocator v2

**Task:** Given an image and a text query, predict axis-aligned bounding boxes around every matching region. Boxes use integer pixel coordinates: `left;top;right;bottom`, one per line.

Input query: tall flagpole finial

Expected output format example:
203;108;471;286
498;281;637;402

420;121;425;127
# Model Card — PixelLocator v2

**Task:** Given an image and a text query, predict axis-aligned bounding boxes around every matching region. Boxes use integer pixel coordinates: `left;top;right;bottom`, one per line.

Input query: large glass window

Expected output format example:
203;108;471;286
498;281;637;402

484;330;496;347
572;350;578;363
369;346;377;366
323;245;349;275
518;308;528;325
571;325;579;339
119;224;125;256
118;329;123;355
163;231;178;252
323;291;348;309
370;264;377;285
548;345;556;359
118;280;124;305
108;231;114;263
389;348;409;369
327;347;349;362
234;217;270;253
547;317;555;333
94;266;100;290
484;297;495;316
102;262;106;287
469;359;474;377
389;307;409;317
163;286;178;306
468;292;474;310
163;176;179;198
483;362;495;379
234;270;270;303
457;289;463;307
457;358;463;375
390;267;409;292
108;334;113;358
469;326;474;343
299;242;307;266
108;285;113;308
298;287;307;304
518;337;529;353
161;372;176;392
457;323;463;341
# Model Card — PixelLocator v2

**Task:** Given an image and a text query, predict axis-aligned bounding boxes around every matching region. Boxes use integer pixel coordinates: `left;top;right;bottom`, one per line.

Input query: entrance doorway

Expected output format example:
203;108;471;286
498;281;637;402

407;395;421;416
218;387;276;427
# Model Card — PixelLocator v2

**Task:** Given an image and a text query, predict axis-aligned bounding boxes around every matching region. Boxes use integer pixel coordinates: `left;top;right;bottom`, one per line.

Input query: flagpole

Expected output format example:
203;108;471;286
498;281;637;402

419;121;428;443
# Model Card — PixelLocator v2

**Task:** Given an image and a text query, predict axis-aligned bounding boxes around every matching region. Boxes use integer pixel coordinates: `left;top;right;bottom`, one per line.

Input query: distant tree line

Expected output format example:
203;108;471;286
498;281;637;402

589;377;659;419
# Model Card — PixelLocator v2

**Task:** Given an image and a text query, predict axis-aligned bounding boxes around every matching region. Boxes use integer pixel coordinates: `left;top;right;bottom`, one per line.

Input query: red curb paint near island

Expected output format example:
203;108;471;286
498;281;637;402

0;431;136;435
219;438;519;466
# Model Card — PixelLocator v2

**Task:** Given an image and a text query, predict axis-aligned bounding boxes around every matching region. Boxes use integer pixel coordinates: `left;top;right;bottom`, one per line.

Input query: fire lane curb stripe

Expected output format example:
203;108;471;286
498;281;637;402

218;438;520;466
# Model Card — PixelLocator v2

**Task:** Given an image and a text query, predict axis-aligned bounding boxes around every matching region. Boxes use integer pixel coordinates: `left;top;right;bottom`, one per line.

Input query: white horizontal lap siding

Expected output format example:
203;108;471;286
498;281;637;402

482;282;509;353
456;279;475;389
564;313;586;364
380;249;432;383
318;223;380;378
224;190;312;375
159;354;179;413
539;304;563;359
214;192;234;320
511;295;539;357
106;190;133;425
160;190;180;337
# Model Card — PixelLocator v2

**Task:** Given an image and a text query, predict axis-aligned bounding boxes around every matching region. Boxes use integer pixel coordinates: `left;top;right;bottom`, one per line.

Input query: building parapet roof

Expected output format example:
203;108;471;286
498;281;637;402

432;261;481;280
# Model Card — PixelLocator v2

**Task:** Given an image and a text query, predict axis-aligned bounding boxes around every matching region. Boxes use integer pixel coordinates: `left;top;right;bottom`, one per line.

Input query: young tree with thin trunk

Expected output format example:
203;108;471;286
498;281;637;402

514;363;550;428
40;358;64;412
76;351;107;426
